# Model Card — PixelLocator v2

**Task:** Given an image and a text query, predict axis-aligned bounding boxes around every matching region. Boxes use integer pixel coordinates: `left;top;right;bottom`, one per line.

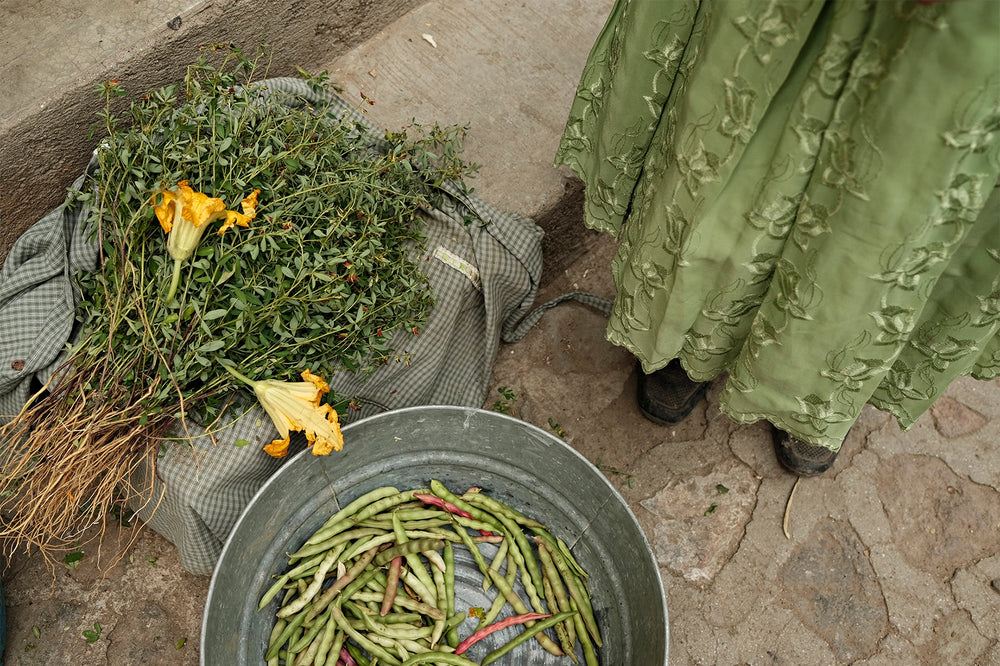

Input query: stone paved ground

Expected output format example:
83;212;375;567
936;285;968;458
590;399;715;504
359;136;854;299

3;0;999;663
3;231;998;666
486;234;1000;665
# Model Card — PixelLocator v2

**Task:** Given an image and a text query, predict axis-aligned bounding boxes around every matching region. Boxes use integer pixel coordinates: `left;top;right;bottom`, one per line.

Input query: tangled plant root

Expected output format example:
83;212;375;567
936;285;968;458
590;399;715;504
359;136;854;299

0;368;168;569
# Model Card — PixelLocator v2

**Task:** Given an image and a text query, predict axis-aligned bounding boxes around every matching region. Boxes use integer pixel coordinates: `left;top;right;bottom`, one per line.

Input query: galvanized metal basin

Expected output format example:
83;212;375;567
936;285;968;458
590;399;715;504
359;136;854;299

202;405;668;664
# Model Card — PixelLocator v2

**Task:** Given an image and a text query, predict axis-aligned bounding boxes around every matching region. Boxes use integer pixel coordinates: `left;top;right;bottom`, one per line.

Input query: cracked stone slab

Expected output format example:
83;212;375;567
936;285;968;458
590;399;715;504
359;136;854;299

867;543;956;640
917;610;992;664
950;554;1000;641
929;396;988;438
640;458;758;584
875;454;1000;581
780;518;888;662
869;408;1000;489
853;632;921;665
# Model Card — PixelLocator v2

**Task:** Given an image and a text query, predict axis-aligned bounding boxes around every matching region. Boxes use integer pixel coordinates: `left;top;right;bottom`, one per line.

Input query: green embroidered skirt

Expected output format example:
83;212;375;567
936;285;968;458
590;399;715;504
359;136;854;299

556;0;1000;449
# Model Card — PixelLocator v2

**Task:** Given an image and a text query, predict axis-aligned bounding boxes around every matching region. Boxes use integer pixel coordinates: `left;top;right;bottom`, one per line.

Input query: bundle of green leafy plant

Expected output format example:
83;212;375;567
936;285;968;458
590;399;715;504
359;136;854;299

0;45;476;559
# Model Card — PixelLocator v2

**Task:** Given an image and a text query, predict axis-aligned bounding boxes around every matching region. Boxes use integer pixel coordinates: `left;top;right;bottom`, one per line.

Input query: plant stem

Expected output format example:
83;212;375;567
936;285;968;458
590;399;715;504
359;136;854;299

165;259;183;304
223;364;256;388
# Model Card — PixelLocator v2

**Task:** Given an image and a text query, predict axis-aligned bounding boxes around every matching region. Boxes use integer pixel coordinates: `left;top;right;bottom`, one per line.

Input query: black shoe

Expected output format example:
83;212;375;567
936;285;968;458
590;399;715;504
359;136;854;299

637;360;709;425
773;429;839;476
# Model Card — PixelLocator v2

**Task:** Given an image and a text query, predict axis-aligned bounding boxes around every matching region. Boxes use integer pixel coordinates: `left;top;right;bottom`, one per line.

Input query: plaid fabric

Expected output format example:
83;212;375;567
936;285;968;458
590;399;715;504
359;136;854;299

0;78;544;574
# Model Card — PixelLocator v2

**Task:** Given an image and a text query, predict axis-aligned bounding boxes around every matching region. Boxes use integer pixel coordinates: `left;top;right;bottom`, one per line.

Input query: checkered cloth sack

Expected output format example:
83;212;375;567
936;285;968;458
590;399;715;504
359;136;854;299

0;78;543;574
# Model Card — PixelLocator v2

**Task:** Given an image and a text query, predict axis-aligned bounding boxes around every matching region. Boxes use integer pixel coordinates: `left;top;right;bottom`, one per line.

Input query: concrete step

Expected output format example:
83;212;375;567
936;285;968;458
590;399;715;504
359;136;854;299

0;0;425;264
317;0;613;280
1;0;612;282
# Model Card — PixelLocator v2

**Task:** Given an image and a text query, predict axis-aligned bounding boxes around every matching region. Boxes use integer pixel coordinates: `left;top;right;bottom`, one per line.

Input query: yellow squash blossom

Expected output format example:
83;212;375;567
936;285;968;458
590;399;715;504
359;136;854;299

226;367;344;458
219;189;260;235
151;181;260;302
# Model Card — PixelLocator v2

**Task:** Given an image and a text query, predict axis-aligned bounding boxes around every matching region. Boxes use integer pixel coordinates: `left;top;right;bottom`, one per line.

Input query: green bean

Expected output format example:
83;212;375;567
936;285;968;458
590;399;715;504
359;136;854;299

345;641;371;666
350;591;446;621
399;569;438;609
398;652;479;666
392;510;438;606
533;531;602;647
305;546;378;622
486;566;563;655
463;492;545;529
372;508;451;523
266;608;307;660
372;612;424;625
554;551;601;647
453;522;491;580
557;535;589;578
262;483;603;665
446;611;466;631
373;538;446;567
430;555;448;646
266;618;287;666
341;531;398;561
359;611;434;640
290;527;384;562
260;551;328;611
278;547;342;618
480;610;578;666
429;480;503;531
294;627;322;666
367;631;411;660
329;602;402;666
342;599;367;621
537;536;577;651
419;526;473;543
348;489;431;524
450;514;505;534
309;486;401;541
319;629;344;666
307;487;429;549
285;625;304;664
543;576;576;661
359;517;454;532
313;612;340;666
423;548;447;574
570;598;599;666
443;541;459;649
291;605;332;652
394;637;436;655
477;553;518;631
489;509;546;614
484;537;509;592
339;565;381;604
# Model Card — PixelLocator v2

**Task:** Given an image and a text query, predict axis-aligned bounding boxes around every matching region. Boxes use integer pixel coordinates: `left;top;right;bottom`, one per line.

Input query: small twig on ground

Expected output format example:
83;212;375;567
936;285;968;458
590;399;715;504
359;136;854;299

782;476;801;540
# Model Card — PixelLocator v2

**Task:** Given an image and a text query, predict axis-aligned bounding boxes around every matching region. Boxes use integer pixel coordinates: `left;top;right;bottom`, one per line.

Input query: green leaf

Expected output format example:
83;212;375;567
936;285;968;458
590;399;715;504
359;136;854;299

196;340;226;353
203;309;228;321
63;551;85;569
234;439;251;447
83;622;102;643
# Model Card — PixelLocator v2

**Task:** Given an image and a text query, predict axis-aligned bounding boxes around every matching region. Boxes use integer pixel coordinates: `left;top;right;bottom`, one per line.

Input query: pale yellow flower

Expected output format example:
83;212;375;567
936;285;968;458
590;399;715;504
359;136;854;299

227;367;344;458
218;189;260;235
151;181;260;302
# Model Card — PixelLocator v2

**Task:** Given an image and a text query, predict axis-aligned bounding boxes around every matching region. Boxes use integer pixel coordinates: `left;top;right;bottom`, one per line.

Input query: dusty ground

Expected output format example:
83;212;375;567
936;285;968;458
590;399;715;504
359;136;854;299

3;235;999;666
3;0;999;663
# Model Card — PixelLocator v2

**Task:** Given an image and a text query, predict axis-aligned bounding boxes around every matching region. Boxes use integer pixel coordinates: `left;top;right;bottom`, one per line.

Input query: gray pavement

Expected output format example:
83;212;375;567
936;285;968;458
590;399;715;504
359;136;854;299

3;1;999;664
